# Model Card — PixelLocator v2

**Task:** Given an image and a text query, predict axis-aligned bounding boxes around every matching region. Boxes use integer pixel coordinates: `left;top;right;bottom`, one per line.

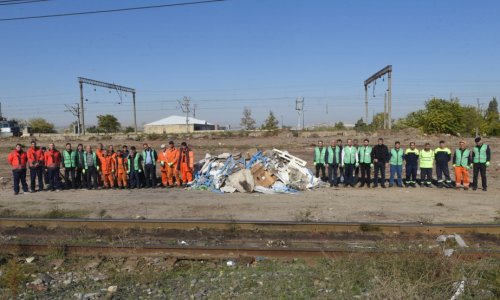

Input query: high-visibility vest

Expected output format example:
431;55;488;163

63;150;77;168
142;149;158;165
454;149;470;167
116;156;127;173
127;154;142;171
390;148;404;166
314;147;326;164
83;152;97;169
343;146;357;164
358;146;372;164
326;146;340;164
419;150;434;168
473;144;488;163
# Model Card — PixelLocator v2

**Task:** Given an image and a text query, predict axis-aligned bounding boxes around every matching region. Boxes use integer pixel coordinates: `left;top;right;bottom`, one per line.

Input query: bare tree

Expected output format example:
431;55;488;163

240;107;256;130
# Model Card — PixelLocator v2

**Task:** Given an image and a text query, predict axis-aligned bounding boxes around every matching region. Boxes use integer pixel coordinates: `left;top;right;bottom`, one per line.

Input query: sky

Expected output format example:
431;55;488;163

0;0;499;129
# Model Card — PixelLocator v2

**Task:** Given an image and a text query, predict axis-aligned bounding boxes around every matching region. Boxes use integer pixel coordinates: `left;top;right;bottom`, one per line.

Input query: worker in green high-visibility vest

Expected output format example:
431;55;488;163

313;140;327;181
452;140;472;190
419;143;435;187
471;137;491;191
341;139;359;187
357;139;373;188
62;143;77;189
353;139;360;184
325;139;341;187
389;141;405;187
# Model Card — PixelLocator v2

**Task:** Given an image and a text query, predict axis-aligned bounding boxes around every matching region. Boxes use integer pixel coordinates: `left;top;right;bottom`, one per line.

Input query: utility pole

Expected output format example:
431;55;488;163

193;104;197;118
476;98;482;137
178;96;191;133
387;72;392;129
295;97;304;130
364;65;392;128
65;103;81;135
78;77;136;135
383;92;387;129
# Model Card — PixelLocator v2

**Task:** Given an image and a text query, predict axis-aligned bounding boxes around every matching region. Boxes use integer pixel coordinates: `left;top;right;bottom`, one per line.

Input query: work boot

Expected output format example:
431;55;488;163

472;187;477;191
381;185;386;188
388;184;393;188
359;183;365;188
483;188;487;192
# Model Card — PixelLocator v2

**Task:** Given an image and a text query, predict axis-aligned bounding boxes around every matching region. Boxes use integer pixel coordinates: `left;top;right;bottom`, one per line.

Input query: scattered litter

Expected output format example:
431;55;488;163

437;234;468;248
443;249;455;257
178;240;189;246
107;285;118;293
135;215;146;220
191;149;319;193
26;256;35;263
450;280;465;300
226;260;235;267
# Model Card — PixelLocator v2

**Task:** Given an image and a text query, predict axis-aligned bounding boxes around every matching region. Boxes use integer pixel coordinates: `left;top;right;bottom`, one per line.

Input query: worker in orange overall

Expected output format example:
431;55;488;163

7;143;29;195
158;144;169;187
166;141;180;187
99;149;116;189
115;150;128;189
96;143;105;187
44;143;62;191
177;142;194;186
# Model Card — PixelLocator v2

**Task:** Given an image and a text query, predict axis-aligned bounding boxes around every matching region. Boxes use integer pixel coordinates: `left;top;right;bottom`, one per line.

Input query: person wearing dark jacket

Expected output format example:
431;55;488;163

434;140;452;188
336;139;344;184
371;138;390;188
75;144;86;189
404;142;419;187
471;137;491;191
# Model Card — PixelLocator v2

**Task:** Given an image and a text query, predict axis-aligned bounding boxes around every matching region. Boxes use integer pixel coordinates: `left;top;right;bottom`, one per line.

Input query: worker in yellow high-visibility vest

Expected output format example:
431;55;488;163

419;143;434;187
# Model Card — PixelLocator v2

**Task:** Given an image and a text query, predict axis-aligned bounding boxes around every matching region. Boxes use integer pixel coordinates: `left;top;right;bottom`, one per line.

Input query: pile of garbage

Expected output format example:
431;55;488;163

191;148;320;194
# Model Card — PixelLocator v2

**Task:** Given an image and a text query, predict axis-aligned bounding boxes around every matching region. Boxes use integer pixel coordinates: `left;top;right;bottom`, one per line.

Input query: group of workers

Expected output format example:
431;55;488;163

313;137;491;191
7;141;194;194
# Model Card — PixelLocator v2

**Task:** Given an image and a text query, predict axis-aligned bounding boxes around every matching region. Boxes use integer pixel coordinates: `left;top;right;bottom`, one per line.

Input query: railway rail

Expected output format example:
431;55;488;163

1;218;499;235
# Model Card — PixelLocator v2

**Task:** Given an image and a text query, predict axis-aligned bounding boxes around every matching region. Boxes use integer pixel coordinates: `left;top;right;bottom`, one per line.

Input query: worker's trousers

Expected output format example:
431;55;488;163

405;163;418;185
373;162;386;186
343;163;355;186
180;164;193;184
116;172;127;187
29;166;44;192
47;167;60;191
102;173;114;188
12;169;28;194
315;163;326;180
64;167;76;189
75;167;86;189
129;170;141;189
359;163;371;186
454;166;470;187
327;163;338;186
166;166;179;186
472;163;487;189
389;164;403;186
85;166;98;189
144;164;157;188
436;163;451;186
420;168;433;186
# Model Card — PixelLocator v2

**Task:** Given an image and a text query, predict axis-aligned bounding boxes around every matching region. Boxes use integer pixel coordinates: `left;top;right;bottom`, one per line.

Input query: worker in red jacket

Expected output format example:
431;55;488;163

7;143;29;195
44;143;62;191
177;142;194;186
26;140;44;192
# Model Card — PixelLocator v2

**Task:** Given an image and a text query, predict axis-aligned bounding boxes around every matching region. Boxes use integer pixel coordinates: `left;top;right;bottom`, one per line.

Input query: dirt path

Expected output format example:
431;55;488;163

1;186;498;223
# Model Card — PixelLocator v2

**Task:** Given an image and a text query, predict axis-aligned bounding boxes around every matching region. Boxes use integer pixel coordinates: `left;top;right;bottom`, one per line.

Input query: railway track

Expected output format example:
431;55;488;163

1;218;499;235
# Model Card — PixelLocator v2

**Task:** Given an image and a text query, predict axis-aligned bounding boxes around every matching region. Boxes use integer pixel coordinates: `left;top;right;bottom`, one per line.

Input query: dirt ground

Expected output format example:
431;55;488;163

1;133;499;223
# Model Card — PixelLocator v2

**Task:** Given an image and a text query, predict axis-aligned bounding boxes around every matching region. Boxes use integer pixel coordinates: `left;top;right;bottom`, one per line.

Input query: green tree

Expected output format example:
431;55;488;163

333;121;345;130
240;107;256;130
261;111;279;130
370;112;388;130
484;97;500;136
87;126;99;133
97;114;121;133
29;118;56;133
354;118;370;132
123;126;135;134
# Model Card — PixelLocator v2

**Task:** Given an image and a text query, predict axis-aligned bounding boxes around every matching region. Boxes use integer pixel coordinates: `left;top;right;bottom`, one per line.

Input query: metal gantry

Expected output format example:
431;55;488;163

364;65;392;129
78;77;137;135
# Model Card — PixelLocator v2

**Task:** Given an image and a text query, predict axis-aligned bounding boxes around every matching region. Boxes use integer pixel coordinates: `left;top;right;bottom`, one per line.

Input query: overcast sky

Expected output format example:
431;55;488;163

0;0;499;129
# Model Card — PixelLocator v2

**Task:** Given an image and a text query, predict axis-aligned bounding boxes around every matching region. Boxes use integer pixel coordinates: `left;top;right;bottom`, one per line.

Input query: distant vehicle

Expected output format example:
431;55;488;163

0;119;21;137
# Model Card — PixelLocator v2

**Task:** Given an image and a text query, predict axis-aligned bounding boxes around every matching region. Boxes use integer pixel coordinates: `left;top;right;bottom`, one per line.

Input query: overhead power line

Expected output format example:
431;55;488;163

0;0;226;22
0;0;49;6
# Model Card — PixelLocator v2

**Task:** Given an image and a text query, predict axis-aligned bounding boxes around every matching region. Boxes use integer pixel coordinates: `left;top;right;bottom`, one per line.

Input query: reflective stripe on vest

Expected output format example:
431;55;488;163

314;147;326;164
127;154;141;171
358;146;372;164
343;146;357;164
473;144;488;163
455;149;470;167
419;150;434;168
390;148;404;166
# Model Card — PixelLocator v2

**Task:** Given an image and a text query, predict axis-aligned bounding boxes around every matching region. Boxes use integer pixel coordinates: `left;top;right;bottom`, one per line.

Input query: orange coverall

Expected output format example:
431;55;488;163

115;156;128;188
99;155;116;188
178;148;194;184
166;147;180;186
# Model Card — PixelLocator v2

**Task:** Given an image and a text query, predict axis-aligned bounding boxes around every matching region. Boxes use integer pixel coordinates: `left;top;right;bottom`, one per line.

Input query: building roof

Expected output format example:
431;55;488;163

145;115;212;126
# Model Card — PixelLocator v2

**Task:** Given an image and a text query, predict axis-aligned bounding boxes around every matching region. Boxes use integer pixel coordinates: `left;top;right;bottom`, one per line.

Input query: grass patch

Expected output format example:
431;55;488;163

359;223;381;232
0;207;88;219
294;208;315;222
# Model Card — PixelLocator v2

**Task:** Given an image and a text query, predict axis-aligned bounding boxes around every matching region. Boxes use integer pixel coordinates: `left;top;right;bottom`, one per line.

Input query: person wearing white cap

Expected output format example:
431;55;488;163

158;143;169;187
